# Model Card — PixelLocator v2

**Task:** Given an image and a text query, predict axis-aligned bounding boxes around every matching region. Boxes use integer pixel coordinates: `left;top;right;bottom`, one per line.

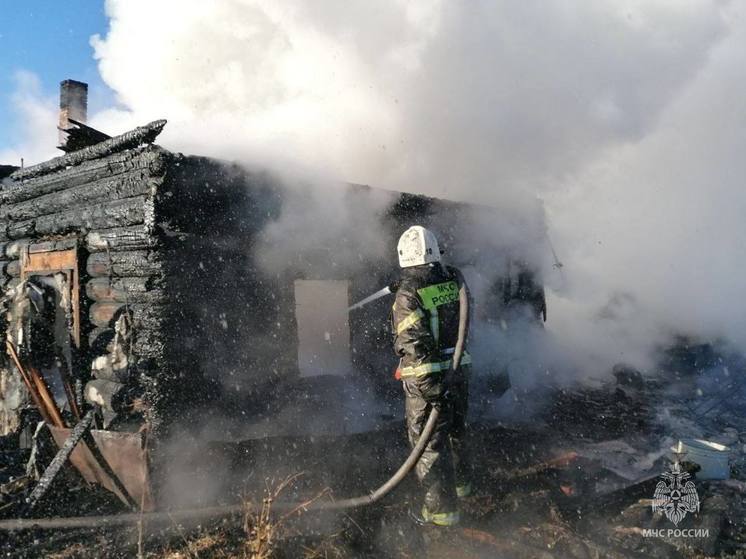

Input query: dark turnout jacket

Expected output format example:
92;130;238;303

391;263;471;379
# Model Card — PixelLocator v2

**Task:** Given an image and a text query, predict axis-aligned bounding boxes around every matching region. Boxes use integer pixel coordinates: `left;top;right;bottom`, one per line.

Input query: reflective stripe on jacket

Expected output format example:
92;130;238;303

391;263;469;378
398;351;472;378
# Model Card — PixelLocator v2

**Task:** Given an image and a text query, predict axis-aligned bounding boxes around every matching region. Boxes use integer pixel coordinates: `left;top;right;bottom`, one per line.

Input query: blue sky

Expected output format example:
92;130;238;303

0;1;113;154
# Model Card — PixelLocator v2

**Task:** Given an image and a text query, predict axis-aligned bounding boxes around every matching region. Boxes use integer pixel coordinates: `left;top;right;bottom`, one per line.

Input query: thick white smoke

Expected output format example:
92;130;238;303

0;71;58;166
5;0;746;375
547;3;746;371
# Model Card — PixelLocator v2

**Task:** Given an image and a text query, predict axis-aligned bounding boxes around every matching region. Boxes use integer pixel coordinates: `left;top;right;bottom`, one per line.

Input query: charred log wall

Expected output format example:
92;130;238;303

0;143;170;430
151;161;516;408
154;155;297;407
3;143;372;432
152;157;457;403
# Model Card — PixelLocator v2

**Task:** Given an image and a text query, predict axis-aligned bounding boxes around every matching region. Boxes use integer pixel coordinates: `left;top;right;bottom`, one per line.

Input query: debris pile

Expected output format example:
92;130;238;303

1;342;744;557
546;366;654;440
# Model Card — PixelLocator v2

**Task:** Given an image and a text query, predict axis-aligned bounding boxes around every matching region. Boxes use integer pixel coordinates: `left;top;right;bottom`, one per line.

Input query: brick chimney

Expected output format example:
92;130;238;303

58;80;88;150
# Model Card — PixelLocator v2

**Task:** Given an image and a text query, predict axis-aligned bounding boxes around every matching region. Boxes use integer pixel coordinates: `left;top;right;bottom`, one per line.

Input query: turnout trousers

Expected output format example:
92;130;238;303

402;367;471;520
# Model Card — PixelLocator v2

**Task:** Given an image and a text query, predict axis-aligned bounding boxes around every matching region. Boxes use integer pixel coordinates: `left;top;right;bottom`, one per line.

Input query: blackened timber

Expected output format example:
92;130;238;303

89;327;165;359
3;238;77;259
86;225;158;252
0;165;18;180
1;171;162;221
87;250;164;277
88;327;110;350
89;303;166;329
7;221;34;240
27;238;78;254
16;196;152;239
1;242;79;272
86;277;166;303
0;147;165;206
61;118;112;152
4;261;19;278
133;339;167;361
25;410;96;511
11;120;167;181
158;154;281;237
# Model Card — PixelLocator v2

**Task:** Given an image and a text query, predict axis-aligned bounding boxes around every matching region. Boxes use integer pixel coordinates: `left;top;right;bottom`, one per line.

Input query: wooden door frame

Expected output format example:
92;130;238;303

20;246;81;349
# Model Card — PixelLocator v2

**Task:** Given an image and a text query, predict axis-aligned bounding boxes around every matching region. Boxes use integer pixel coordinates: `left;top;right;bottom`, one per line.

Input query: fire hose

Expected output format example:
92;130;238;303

0;284;469;531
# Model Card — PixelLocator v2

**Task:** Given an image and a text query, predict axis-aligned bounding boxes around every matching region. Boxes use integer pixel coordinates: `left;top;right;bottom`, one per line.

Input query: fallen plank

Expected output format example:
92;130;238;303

25;410;96;511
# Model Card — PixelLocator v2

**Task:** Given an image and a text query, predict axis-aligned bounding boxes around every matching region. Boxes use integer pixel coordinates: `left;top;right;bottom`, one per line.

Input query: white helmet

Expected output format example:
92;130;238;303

397;225;441;268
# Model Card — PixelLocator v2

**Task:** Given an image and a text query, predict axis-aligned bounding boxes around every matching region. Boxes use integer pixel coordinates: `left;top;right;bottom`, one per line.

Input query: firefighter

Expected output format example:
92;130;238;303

391;225;472;526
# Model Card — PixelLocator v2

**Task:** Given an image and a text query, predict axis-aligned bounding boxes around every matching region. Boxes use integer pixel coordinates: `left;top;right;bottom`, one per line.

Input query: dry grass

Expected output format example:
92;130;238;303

242;473;330;559
154;474;333;559
242;493;276;559
301;533;346;559
46;543;89;559
158;531;232;559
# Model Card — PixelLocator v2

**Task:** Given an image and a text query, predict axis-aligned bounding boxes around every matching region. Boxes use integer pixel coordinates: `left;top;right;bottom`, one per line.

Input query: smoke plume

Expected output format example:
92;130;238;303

4;0;746;376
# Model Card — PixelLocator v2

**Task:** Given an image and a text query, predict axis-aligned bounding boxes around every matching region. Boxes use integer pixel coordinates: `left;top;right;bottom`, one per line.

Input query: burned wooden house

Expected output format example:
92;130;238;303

0;81;546;509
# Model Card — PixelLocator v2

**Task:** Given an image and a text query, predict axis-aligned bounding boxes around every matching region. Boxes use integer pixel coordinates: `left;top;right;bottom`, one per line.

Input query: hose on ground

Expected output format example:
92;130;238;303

0;283;470;531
